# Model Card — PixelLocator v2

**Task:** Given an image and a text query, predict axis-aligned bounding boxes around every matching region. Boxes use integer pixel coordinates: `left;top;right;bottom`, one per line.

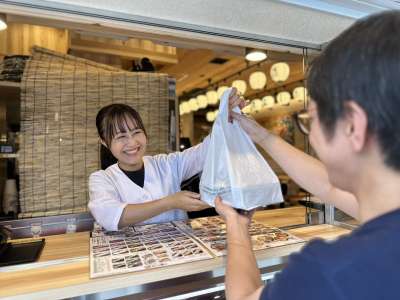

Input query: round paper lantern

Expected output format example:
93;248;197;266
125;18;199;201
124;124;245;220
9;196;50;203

231;79;247;95
206;111;215;122
214;109;219;119
293;87;308;101
277;91;291;105
206;90;219;105
252;99;263;112
262;95;275;108
217;86;229;99
196;94;208;109
242;104;252;114
180;101;190;115
188;98;199;111
179;104;184;116
249;71;267;90
270;62;290;82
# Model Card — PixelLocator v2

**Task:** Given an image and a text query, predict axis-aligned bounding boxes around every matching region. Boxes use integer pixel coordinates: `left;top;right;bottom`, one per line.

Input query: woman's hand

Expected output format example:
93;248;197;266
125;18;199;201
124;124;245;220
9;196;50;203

167;191;210;211
228;87;246;122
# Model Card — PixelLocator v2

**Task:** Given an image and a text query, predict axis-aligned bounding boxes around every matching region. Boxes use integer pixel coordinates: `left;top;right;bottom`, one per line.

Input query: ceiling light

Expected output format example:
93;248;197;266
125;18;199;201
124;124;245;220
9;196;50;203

252;99;263;112
245;49;267;62
180;102;191;115
242;104;252;115
249;71;267;90
270;62;290;82
206;111;215;122
231;80;247;95
188;98;199;111
197;94;208;109
206;90;219;105
0;14;7;31
217;86;228;99
293;87;308;102
277;91;291;106
262;95;275;108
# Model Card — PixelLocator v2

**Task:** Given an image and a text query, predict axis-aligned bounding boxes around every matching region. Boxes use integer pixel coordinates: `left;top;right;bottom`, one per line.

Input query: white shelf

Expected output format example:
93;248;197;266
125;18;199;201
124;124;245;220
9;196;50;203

0;153;18;158
0;81;21;88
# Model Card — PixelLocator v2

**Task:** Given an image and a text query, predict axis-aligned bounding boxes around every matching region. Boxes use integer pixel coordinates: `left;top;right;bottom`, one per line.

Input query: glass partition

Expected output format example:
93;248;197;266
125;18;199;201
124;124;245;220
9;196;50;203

0;15;322;237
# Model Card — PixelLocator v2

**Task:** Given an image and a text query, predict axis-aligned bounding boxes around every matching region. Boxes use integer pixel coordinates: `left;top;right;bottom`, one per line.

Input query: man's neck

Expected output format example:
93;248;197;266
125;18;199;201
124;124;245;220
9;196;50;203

356;164;400;223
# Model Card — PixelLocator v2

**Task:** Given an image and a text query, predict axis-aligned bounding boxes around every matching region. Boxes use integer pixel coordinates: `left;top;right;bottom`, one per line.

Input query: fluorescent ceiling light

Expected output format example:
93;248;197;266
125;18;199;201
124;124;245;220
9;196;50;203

0;14;7;31
245;50;267;62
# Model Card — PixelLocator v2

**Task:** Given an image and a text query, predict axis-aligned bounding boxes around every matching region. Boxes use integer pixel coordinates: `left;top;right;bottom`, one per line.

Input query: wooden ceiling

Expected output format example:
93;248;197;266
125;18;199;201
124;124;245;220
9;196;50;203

67;34;306;102
0;16;307;105
160;48;305;100
1;20;306;104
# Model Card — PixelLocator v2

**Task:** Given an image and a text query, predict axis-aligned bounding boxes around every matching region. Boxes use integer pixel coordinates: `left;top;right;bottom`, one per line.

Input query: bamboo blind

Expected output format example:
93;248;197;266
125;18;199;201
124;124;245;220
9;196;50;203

19;46;172;218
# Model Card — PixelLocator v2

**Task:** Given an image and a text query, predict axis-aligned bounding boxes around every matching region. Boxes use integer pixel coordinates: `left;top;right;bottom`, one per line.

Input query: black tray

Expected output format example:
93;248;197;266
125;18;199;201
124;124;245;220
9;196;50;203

0;239;45;267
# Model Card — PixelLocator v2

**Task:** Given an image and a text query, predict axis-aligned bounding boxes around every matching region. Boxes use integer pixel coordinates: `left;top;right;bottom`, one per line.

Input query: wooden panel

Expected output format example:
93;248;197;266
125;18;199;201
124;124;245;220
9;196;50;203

289;224;350;241
70;33;178;65
39;232;89;261
253;206;307;227
0;23;69;56
161;49;245;96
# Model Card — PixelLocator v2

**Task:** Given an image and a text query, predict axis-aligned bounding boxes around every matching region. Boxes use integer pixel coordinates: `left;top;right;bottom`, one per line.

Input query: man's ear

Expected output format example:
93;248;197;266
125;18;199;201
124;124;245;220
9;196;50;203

344;101;368;152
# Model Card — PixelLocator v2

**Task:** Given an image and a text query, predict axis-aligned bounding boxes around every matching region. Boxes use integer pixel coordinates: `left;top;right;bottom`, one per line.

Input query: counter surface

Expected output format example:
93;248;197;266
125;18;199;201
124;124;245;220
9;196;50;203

0;207;351;299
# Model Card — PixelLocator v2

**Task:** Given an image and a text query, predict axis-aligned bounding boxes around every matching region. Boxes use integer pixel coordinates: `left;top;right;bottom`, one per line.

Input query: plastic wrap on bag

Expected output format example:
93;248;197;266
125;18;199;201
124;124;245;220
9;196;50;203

200;88;283;210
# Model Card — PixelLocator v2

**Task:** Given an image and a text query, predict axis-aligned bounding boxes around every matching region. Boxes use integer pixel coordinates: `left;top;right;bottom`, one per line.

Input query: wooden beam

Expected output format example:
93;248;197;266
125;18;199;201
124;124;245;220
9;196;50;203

70;37;178;65
7;14;245;56
0;22;69;56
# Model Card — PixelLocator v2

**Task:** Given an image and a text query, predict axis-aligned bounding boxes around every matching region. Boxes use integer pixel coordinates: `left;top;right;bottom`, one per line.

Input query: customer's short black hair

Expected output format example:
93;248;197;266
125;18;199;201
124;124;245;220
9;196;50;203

307;10;400;170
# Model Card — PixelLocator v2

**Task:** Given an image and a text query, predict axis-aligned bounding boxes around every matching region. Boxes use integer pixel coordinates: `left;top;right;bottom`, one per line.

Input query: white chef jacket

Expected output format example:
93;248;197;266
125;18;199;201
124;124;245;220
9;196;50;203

88;137;209;231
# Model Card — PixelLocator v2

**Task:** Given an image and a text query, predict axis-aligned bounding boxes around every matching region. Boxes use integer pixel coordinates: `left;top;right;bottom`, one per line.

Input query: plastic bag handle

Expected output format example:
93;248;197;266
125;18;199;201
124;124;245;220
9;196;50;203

217;88;241;124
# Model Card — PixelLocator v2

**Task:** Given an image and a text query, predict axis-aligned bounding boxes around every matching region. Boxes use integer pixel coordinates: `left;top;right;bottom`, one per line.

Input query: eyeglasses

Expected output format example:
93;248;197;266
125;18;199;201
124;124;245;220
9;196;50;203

295;109;311;136
113;129;144;144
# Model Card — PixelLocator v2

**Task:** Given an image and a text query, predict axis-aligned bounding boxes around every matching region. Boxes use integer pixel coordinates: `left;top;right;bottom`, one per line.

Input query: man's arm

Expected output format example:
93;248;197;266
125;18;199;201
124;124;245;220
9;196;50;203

225;220;264;300
258;133;359;219
215;197;264;300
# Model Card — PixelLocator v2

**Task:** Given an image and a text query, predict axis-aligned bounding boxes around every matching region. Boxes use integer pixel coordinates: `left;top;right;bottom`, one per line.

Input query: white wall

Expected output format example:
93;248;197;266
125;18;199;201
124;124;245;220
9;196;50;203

1;0;358;48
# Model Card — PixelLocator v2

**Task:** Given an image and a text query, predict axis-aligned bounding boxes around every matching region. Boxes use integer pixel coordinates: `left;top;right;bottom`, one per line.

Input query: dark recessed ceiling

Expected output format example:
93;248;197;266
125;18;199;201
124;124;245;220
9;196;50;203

209;57;229;65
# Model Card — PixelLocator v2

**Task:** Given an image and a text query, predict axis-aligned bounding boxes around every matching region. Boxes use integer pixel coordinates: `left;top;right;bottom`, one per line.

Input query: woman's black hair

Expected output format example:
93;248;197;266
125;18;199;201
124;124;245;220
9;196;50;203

96;103;147;169
96;103;147;147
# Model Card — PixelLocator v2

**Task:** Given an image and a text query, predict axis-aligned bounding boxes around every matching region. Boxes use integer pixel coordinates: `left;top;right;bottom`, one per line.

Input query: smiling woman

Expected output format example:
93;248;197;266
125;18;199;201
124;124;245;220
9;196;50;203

87;101;231;231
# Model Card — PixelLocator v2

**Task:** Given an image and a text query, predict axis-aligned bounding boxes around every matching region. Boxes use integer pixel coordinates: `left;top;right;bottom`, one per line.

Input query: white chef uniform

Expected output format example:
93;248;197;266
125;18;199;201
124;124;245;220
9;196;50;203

88;137;209;231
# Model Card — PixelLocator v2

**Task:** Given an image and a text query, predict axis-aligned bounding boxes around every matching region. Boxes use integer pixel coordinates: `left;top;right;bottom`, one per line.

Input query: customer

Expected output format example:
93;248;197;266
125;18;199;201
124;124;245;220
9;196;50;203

216;11;400;300
228;99;359;219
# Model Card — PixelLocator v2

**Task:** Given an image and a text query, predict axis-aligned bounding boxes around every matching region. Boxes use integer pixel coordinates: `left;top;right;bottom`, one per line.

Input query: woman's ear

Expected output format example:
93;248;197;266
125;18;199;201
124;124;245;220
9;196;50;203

100;139;108;148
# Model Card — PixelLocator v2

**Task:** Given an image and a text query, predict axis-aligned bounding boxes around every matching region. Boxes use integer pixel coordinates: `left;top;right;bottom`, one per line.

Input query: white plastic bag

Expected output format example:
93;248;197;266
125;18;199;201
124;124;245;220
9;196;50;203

200;88;283;210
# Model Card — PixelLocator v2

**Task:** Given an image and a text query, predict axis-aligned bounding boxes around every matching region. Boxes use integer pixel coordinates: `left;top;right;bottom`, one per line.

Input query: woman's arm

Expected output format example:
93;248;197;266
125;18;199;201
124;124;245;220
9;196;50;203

118;191;209;228
89;173;208;230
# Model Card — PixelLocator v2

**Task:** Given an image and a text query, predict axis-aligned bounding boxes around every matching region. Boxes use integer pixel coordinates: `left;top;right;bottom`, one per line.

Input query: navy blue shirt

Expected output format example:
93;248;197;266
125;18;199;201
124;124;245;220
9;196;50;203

261;208;400;300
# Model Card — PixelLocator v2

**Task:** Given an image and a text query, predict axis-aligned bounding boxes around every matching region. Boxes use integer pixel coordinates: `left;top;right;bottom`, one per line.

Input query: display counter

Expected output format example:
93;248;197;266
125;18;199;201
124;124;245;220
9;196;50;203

0;207;350;300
